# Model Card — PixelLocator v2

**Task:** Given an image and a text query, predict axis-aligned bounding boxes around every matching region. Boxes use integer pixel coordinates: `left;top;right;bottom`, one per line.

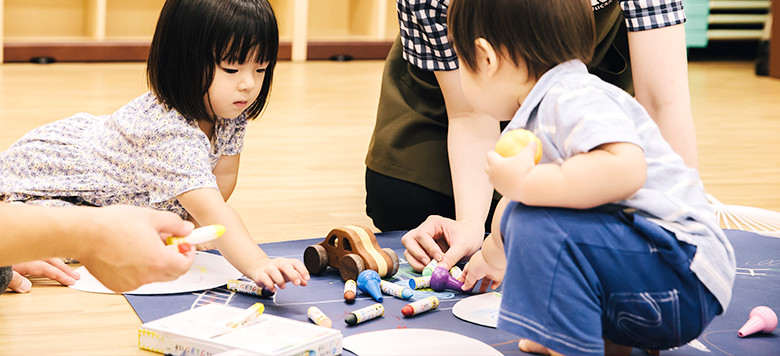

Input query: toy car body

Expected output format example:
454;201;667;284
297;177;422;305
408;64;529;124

304;225;399;281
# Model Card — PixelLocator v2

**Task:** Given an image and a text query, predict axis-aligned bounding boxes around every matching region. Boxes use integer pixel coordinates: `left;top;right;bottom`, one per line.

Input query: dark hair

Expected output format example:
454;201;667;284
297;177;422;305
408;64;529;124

449;0;595;79
147;0;279;122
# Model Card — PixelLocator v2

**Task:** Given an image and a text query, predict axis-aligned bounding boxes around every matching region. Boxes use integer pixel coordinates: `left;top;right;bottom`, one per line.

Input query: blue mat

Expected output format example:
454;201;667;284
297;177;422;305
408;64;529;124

126;230;779;355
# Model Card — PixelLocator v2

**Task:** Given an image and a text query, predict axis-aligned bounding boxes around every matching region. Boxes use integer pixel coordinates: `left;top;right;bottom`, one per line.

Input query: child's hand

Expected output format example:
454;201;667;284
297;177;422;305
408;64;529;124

459;250;504;294
485;143;537;200
249;257;310;293
8;259;81;293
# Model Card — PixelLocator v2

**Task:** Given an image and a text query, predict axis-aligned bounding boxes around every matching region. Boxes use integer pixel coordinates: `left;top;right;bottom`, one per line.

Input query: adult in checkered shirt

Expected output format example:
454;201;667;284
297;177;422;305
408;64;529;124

365;0;697;273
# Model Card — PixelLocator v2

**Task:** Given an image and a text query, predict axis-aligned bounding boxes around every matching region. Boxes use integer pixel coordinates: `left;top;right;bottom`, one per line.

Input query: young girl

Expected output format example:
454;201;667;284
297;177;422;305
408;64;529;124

450;0;735;355
0;0;308;293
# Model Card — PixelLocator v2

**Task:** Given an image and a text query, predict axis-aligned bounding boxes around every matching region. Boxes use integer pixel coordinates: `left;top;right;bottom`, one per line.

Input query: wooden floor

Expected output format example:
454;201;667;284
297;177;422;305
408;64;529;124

0;58;778;354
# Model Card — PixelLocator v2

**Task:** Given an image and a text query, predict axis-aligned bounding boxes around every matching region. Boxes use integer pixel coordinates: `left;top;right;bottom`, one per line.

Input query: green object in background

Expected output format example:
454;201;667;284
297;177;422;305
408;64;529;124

684;0;710;48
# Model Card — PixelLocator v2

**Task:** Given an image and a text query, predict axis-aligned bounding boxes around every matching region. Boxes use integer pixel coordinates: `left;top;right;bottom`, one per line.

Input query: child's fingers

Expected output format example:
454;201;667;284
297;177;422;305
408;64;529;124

276;262;303;286
253;273;276;293
478;277;494;294
291;260;310;284
461;269;481;291
264;265;287;289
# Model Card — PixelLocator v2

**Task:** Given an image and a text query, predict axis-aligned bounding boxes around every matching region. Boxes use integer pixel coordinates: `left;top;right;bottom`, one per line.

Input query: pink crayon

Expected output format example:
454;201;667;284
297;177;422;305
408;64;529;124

430;266;464;292
357;269;383;302
738;306;777;337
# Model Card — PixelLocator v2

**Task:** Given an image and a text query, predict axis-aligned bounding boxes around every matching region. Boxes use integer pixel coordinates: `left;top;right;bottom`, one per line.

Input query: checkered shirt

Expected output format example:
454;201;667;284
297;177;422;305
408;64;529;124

396;0;686;71
620;0;686;31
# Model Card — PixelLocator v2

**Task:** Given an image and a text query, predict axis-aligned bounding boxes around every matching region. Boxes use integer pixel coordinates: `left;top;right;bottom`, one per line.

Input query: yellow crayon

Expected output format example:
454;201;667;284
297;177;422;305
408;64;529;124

225;303;264;328
307;306;332;328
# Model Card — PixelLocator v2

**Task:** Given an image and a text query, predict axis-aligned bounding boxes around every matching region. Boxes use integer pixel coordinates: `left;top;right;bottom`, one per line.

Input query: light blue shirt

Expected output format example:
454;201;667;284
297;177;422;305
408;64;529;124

504;60;736;310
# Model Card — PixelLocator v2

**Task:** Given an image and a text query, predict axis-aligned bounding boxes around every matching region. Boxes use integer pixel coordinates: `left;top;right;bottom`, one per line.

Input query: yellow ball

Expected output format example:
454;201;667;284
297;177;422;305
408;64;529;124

494;128;543;164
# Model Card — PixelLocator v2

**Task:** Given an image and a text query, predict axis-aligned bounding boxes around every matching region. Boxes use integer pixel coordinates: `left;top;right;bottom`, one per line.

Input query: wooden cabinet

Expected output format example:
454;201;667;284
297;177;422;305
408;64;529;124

1;0;398;63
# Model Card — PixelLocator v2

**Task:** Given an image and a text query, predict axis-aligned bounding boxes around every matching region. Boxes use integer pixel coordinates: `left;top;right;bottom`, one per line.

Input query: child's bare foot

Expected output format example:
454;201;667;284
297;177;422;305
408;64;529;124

517;339;564;355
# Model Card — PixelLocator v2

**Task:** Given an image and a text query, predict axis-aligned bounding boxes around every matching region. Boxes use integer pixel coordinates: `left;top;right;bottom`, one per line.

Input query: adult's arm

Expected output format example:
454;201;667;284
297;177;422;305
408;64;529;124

628;24;698;168
0;204;195;293
401;70;500;271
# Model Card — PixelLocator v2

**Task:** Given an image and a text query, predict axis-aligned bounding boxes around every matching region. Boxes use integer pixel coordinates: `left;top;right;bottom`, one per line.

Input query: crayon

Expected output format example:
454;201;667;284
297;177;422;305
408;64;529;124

401;296;439;317
344;279;357;302
380;280;413;299
225;303;264;328
357;270;383;302
408;276;431;290
227;279;275;298
422;259;438;277
307;306;332;328
449;266;463;279
345;303;384;326
167;224;225;246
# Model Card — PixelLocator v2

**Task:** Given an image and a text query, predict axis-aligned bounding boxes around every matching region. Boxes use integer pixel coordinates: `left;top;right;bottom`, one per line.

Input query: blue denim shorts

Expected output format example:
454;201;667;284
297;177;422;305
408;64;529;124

497;203;721;355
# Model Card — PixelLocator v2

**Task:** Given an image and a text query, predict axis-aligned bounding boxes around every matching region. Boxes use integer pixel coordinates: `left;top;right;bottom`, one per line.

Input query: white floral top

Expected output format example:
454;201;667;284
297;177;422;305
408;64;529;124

0;92;247;218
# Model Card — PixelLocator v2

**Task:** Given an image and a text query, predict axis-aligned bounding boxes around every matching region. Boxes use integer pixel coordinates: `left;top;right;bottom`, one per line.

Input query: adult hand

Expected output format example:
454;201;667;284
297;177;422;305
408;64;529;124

77;205;196;293
8;259;80;293
401;216;484;272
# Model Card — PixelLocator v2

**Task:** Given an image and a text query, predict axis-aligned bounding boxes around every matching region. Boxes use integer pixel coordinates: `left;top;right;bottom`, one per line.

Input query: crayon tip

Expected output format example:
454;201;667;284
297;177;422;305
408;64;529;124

213;224;226;237
345;313;357;326
344;290;355;302
401;305;414;317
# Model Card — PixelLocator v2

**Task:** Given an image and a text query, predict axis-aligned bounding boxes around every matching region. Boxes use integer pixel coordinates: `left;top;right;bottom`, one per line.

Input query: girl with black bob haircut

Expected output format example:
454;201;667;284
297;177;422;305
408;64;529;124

0;0;311;294
148;0;279;122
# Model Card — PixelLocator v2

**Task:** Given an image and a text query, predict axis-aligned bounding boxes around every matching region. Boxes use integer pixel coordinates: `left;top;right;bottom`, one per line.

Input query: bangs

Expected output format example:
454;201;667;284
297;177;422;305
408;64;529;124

147;0;278;122
212;1;278;64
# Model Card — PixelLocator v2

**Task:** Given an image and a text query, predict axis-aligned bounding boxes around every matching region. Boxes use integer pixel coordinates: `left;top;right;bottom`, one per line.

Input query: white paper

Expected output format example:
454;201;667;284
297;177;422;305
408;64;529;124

69;252;242;295
342;328;501;356
452;291;502;328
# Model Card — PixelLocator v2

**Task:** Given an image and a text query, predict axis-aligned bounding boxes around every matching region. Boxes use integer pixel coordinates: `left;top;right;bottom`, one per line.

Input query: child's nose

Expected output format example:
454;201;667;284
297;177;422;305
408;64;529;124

238;73;255;90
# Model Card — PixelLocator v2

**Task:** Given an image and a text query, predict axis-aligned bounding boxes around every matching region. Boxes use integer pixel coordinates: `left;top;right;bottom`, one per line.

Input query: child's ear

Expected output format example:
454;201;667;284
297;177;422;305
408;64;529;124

474;38;499;76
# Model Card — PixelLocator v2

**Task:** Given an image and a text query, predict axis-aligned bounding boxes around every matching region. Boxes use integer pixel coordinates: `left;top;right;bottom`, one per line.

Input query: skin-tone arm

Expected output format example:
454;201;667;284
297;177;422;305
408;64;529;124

0;204;196;293
628;24;697;169
487;142;647;209
194;153;240;250
401;69;500;272
213;153;240;202
459;196;510;293
177;187;309;293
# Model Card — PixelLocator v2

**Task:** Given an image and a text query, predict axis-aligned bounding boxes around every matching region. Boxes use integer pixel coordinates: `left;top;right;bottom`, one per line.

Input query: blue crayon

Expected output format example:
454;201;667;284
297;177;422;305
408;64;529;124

357;270;383;302
380;280;413;299
408;276;431;290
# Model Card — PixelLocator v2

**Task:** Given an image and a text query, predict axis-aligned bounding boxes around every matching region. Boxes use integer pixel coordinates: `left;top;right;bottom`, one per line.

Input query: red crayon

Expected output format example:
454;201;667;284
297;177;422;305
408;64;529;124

401;296;439;317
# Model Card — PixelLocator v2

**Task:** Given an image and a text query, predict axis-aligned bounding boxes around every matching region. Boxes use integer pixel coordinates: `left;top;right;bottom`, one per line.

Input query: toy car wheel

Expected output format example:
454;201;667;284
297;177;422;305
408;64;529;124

303;244;328;275
338;253;365;281
382;248;400;277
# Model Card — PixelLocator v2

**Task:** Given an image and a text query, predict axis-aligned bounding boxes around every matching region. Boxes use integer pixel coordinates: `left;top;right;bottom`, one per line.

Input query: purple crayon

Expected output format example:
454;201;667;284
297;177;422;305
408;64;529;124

357;269;383;302
430;266;465;292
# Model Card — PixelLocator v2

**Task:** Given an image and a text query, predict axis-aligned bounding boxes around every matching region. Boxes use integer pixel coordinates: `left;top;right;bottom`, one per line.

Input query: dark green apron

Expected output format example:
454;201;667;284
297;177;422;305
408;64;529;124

366;1;632;197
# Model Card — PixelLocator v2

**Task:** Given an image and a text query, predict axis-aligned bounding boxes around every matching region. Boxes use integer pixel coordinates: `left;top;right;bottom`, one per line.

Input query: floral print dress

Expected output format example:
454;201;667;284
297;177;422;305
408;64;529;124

0;92;246;218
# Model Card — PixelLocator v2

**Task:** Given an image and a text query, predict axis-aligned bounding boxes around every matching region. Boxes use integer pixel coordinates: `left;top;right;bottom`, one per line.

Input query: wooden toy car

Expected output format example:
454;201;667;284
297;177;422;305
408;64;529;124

304;225;399;281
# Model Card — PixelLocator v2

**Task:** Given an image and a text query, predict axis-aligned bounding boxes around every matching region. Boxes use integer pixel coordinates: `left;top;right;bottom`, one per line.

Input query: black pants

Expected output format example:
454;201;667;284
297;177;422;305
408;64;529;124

365;168;499;232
